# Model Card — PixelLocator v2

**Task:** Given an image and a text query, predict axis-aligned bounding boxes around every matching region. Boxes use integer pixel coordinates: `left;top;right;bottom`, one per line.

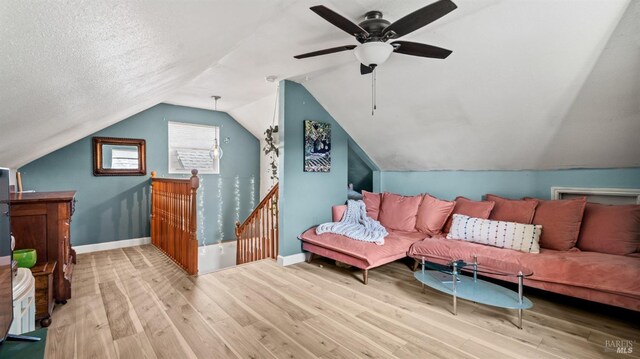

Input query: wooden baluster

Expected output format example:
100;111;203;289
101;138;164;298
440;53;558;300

178;188;182;267
257;210;261;260
259;209;263;260
253;218;257;262
262;206;266;260
250;218;255;263
274;193;278;259
259;207;263;260
171;183;175;261
268;197;273;259
265;201;269;260
161;184;166;253
183;187;187;267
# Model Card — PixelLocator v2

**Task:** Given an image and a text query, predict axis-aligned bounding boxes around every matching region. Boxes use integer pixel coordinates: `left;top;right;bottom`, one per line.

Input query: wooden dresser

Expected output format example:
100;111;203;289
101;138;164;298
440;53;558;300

10;191;76;307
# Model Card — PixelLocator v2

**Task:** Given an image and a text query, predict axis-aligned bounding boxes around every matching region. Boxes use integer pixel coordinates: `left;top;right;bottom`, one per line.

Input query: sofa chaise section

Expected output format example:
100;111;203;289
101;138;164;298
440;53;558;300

299;228;425;284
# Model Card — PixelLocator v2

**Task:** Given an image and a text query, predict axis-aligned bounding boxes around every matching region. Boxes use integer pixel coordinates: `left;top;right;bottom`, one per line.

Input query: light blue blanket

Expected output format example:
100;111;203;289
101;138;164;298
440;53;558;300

316;200;388;245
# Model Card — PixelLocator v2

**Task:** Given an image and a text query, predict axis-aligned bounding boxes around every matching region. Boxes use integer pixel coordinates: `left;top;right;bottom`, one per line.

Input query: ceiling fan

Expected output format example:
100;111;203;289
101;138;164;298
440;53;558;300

294;0;457;75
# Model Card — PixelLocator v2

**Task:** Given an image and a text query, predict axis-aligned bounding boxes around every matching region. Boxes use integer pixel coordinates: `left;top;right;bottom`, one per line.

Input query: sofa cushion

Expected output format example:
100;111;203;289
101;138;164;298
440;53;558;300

300;227;425;268
415;194;455;235
362;191;381;220
332;205;347;222
485;194;538;224
576;203;640;255
378;193;423;232
526;197;586;251
447;214;541;253
443;197;495;233
408;236;640;298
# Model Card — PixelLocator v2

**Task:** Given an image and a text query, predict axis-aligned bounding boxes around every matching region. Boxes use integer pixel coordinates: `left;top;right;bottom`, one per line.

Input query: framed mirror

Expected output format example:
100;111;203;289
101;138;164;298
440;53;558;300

93;137;146;176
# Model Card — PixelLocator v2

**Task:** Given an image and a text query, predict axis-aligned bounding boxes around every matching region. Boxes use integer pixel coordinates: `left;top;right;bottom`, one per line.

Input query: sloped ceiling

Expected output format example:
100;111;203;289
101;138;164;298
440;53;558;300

2;0;638;171
0;0;291;169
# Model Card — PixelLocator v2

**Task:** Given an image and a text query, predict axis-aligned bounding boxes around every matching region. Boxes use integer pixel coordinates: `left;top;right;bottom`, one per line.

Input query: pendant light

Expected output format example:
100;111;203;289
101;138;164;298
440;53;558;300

210;96;223;160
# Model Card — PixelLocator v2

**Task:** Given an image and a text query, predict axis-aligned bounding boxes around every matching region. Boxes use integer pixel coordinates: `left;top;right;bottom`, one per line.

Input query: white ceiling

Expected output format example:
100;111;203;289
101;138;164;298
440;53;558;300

1;0;638;171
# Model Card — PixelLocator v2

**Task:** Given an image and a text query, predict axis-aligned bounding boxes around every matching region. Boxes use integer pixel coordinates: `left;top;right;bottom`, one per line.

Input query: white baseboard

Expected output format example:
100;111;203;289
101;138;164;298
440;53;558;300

74;237;151;254
277;252;308;266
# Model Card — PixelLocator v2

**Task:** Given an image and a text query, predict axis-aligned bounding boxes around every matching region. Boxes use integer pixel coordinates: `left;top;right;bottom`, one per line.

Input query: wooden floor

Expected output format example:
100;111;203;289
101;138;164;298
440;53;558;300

45;245;639;359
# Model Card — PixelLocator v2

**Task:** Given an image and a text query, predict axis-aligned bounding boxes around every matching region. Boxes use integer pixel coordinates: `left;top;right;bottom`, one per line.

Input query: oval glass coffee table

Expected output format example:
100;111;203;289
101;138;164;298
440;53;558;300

414;255;533;329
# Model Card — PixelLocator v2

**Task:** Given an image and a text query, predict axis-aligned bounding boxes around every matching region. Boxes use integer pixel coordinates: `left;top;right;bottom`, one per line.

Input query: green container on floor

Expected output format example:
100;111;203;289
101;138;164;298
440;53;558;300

13;249;37;268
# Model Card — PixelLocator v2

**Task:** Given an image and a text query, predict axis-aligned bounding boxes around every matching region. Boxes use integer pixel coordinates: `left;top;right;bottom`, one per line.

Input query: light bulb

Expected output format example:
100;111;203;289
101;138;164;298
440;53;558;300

211;146;224;160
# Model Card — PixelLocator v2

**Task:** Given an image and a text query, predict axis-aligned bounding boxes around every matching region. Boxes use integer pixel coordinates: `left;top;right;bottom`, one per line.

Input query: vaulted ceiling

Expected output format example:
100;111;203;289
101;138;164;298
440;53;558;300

1;0;638;170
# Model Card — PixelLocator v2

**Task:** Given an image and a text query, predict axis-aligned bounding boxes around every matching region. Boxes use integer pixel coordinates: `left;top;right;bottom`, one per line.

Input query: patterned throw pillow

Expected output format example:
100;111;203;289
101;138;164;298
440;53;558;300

446;214;541;253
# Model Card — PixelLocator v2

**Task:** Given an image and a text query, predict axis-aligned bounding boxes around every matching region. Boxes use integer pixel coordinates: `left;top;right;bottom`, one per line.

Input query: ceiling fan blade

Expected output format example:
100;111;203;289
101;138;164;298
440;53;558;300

360;64;374;75
310;5;369;37
294;45;357;59
383;0;457;39
392;41;452;59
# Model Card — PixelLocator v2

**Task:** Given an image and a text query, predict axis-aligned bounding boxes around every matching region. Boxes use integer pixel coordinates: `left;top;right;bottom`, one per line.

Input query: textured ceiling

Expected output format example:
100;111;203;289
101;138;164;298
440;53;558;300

2;0;638;171
0;0;287;169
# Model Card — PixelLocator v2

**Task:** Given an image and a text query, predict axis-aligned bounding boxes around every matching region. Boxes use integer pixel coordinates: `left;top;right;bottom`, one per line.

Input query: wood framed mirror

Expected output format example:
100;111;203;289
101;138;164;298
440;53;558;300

93;137;146;176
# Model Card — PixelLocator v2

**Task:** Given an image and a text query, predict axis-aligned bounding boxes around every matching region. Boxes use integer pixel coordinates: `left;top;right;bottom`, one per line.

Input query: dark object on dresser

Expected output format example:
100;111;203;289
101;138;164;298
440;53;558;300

10;191;76;306
30;261;57;327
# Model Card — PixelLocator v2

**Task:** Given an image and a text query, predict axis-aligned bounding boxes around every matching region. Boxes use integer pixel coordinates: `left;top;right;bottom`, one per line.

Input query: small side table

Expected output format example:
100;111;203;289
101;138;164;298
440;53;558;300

30;261;57;327
10;268;36;335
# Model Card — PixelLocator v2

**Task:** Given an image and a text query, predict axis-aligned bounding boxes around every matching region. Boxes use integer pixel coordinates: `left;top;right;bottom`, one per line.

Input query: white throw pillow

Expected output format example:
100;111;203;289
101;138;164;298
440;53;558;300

446;214;541;253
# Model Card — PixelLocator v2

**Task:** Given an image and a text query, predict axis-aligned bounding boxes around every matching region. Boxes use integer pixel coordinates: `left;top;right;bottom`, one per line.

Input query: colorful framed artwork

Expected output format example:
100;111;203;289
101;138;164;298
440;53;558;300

304;120;331;172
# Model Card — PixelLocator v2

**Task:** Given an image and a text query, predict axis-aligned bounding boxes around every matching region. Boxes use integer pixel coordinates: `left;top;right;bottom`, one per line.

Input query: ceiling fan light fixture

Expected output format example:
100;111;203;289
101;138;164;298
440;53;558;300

354;42;393;66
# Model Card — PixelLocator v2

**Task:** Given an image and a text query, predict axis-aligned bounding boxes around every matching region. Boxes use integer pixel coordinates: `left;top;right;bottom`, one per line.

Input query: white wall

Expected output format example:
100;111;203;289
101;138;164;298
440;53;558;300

228;92;279;200
8;169;16;186
259;137;279;198
198;241;237;274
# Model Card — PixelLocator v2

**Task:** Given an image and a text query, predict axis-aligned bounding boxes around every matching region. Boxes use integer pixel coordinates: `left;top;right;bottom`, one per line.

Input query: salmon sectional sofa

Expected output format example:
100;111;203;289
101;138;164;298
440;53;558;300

299;191;640;311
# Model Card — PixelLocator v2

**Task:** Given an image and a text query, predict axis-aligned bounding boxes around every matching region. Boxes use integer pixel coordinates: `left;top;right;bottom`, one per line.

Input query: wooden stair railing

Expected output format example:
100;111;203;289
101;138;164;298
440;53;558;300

150;169;199;275
235;183;278;264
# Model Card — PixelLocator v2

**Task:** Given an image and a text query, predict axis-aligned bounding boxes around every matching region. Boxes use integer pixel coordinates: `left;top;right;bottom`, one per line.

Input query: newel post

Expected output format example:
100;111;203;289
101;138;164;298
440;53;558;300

188;169;199;275
150;171;156;246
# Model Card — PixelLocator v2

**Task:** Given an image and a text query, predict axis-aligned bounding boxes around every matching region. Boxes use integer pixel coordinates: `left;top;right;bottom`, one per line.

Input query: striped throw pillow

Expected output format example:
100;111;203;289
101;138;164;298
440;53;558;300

446;214;541;253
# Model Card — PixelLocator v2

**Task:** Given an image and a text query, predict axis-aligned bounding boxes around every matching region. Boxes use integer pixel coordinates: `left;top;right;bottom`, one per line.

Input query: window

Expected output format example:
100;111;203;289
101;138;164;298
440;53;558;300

168;121;220;174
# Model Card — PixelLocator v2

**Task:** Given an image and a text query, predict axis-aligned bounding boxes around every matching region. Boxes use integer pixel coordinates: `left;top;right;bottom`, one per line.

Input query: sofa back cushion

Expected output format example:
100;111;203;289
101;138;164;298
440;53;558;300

526;197;586;251
485;194;538;224
362;191;382;220
415;194;455;235
447;214;541;253
576;203;640;255
378;192;423;232
444;197;495;233
332;205;347;222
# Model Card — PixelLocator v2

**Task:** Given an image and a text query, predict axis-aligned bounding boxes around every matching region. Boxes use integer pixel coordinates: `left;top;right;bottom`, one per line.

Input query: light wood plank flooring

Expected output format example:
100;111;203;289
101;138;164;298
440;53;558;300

45;245;639;359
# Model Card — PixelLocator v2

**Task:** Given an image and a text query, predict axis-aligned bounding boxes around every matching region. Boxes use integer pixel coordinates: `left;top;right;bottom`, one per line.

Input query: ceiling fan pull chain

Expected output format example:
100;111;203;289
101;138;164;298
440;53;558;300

374;67;377;112
371;67;377;116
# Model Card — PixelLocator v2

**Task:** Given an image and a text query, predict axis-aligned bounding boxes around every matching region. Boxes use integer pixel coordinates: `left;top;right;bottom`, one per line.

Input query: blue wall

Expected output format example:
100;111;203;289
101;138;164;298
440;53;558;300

348;139;376;192
19;103;259;246
380;168;640;200
278;81;358;256
276;80;640;257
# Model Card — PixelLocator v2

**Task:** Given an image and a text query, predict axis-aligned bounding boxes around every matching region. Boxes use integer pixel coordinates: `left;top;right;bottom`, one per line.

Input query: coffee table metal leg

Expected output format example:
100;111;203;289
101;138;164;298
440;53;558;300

518;272;523;329
421;258;426;293
452;263;458;315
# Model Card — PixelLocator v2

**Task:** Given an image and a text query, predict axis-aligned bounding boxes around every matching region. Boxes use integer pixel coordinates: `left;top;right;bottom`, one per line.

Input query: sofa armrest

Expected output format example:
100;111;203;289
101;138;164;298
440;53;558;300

332;205;347;222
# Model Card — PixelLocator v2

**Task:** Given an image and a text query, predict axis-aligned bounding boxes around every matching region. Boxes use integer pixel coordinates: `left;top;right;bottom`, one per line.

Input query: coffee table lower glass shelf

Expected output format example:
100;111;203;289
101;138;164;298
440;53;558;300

414;257;533;329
